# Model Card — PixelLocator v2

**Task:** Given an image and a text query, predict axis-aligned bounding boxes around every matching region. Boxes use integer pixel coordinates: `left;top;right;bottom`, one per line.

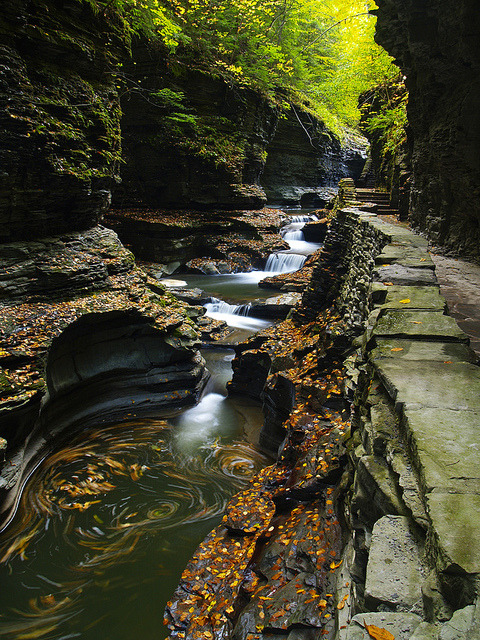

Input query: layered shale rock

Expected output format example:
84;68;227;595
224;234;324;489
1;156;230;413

0;226;208;528
261;111;367;206
0;0;126;241
374;0;480;261
113;45;278;211
105;207;288;274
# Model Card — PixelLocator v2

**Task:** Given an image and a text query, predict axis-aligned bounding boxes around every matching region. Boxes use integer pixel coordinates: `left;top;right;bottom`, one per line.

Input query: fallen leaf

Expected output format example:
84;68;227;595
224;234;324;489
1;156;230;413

399;299;411;304
363;620;395;640
390;348;403;352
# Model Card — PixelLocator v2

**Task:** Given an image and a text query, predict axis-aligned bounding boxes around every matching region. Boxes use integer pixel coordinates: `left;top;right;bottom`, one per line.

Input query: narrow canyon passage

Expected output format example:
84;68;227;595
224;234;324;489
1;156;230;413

1;0;480;638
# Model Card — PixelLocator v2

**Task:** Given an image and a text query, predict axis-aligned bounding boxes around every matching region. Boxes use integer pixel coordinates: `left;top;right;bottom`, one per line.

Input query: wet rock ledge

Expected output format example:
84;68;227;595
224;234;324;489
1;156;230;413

166;180;480;640
105;207;288;275
0;225;209;528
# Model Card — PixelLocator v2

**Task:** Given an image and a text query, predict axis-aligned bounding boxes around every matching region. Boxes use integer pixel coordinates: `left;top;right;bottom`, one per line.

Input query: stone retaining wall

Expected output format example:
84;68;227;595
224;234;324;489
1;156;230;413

338;200;480;639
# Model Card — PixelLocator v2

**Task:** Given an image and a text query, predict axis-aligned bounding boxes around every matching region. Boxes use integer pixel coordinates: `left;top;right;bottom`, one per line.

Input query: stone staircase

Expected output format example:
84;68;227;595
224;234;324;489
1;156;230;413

356;187;400;218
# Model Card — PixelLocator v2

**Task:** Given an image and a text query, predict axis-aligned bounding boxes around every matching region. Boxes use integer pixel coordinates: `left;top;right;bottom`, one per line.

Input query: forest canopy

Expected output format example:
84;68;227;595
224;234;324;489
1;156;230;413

87;0;399;132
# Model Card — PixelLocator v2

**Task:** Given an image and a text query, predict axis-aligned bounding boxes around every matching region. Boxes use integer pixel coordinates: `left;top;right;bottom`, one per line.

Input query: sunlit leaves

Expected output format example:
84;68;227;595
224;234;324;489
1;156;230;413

95;0;398;128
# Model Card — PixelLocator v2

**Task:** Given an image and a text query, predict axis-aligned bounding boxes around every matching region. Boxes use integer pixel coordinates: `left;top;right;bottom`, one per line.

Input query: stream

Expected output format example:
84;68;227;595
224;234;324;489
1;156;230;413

0;211;320;640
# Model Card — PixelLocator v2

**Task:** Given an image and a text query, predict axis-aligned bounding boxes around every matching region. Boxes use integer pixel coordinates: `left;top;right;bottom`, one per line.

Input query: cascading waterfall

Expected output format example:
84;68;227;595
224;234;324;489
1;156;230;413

281;222;305;241
202;211;321;326
266;212;321;269
264;252;307;272
0;206;326;640
204;298;252;316
289;214;318;223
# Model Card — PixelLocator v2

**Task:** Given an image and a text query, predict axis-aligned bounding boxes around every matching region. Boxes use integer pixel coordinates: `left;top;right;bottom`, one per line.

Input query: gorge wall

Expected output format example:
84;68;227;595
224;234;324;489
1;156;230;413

0;0;364;530
0;0;125;241
374;0;480;262
114;42;366;211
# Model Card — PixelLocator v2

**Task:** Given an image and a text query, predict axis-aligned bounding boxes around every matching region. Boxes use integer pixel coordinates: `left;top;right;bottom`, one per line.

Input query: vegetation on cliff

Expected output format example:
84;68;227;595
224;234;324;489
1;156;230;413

87;0;399;132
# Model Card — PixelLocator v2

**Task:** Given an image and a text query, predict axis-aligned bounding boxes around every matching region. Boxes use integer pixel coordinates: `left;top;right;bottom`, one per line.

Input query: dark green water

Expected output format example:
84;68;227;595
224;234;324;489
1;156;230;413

0;351;268;640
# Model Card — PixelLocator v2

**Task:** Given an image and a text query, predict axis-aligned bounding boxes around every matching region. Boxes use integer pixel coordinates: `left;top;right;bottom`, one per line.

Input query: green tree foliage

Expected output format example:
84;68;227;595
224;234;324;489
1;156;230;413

362;78;408;156
87;0;399;130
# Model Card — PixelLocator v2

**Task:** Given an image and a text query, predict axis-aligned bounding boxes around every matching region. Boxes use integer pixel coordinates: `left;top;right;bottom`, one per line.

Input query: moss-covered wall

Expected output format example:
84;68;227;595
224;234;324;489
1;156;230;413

113;42;278;210
0;0;127;241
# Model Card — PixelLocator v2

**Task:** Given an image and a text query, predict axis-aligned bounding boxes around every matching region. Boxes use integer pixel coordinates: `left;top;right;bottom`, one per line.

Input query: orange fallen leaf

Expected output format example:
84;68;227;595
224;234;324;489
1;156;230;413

390;348;403;352
363;620;395;640
383;282;394;286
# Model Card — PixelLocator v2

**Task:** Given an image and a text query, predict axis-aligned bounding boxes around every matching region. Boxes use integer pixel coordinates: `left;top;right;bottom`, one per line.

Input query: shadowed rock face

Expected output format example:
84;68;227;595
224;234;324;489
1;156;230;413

0;223;208;528
375;0;480;261
41;309;208;434
0;0;127;242
261;111;367;206
114;45;277;211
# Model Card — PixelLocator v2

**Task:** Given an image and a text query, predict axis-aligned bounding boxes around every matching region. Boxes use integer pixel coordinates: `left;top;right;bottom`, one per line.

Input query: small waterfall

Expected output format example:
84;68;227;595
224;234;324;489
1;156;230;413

204;298;252;316
288;214;318;223
265;252;307;273
281;222;305;241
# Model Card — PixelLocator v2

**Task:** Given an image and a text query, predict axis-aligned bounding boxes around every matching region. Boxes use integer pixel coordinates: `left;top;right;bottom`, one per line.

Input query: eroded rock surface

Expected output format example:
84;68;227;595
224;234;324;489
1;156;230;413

0;226;208;527
105;208;288;274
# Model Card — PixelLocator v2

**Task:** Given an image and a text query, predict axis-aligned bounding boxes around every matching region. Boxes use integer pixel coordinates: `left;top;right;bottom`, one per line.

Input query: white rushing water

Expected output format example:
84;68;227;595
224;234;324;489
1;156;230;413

204;309;271;331
205;298;252;316
288;213;318;223
202;210;322;327
281;222;305;241
264;251;307;272
286;239;322;254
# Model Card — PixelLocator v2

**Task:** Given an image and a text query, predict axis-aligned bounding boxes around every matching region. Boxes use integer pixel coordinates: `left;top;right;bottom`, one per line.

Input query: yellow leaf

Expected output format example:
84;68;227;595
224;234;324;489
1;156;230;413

363;620;395;640
399;299;410;304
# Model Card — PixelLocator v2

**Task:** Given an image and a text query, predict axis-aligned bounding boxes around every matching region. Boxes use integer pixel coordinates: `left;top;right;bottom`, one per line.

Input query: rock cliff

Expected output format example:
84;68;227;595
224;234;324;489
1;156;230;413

261;108;366;206
0;0;126;241
374;0;480;261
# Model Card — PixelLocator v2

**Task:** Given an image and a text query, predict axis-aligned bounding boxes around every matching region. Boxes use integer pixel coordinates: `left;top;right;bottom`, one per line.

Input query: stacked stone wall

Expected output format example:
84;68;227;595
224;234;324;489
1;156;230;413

328;195;480;638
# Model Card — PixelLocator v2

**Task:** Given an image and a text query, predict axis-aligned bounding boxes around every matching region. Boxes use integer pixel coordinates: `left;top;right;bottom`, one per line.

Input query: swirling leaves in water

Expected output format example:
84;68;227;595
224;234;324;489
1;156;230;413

0;418;269;639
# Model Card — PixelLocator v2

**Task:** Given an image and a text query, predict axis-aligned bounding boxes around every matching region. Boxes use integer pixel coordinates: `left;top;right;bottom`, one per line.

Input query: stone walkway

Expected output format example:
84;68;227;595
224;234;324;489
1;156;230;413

431;253;480;359
344;194;480;639
370;196;480;359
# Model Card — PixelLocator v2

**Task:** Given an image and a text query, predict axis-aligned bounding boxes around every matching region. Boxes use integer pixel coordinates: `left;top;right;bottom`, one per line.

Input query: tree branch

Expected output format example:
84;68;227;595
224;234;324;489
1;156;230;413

304;12;372;51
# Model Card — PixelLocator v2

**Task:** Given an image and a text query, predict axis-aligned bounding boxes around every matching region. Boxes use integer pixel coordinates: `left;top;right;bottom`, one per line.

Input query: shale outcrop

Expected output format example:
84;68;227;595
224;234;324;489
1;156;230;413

0;223;209;528
374;0;480;262
0;0;125;242
261;109;366;206
106;207;288;274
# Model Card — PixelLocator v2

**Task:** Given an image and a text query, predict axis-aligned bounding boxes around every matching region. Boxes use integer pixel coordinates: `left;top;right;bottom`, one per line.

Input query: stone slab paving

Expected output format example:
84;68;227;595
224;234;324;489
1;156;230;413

350;207;480;636
374;264;438;286
373;359;480;411
374;286;447;310
431;254;480;357
372;311;468;342
370;339;477;363
365;515;426;612
375;245;436;269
